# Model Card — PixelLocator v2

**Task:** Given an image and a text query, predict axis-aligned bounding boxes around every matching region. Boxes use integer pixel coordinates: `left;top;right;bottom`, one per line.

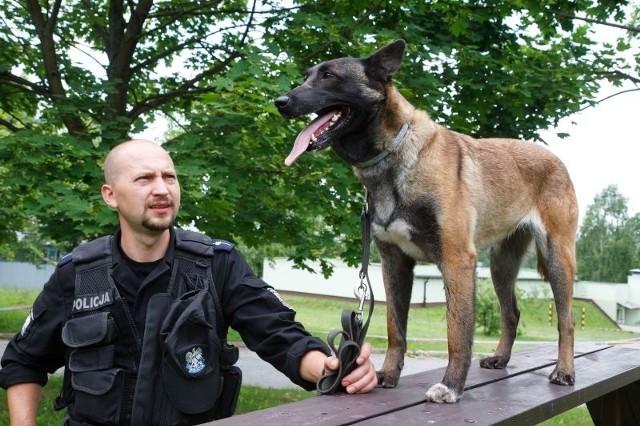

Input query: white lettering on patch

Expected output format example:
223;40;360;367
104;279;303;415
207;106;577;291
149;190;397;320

267;288;294;310
72;290;113;313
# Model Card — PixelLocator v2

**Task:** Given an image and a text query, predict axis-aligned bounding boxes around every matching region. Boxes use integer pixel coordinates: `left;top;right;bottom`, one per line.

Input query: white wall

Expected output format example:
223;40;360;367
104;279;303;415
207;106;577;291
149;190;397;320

264;258;640;327
0;261;55;289
263;258;545;306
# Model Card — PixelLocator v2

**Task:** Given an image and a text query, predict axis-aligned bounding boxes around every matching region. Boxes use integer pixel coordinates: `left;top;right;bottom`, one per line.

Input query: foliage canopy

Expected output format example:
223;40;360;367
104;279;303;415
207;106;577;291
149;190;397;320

1;1;638;271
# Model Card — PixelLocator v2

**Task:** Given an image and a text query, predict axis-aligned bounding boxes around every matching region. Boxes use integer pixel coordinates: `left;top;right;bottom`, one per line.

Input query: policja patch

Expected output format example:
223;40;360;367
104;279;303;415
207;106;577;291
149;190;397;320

72;289;115;313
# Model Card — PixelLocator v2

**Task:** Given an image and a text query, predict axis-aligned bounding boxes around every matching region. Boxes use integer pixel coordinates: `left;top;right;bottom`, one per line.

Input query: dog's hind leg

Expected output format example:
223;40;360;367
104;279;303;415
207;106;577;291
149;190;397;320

376;241;416;388
480;229;533;369
537;233;576;385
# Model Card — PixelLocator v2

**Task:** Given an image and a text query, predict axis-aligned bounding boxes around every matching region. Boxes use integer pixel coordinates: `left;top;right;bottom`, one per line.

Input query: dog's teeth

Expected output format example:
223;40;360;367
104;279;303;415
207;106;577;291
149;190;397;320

310;134;317;142
331;113;341;122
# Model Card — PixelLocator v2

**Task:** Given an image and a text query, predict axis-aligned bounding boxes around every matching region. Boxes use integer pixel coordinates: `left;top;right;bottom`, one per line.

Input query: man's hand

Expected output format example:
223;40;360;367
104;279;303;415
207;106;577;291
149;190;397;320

323;342;377;394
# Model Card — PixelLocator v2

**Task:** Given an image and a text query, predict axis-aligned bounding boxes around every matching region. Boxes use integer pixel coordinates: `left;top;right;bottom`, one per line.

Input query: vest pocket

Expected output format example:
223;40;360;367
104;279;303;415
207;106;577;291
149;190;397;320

160;288;222;415
64;312;123;425
62;311;117;347
70;367;124;425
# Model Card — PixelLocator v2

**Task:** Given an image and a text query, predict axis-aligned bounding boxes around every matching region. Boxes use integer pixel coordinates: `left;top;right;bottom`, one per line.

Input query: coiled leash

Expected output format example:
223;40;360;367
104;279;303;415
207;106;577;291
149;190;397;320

317;191;375;394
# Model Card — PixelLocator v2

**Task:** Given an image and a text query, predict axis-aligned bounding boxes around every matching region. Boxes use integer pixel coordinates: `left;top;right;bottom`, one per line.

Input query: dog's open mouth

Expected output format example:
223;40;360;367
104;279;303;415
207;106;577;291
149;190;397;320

284;107;351;166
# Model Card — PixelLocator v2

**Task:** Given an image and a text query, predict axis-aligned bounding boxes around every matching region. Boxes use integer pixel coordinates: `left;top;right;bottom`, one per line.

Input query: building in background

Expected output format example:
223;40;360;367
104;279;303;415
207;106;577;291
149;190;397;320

263;258;640;331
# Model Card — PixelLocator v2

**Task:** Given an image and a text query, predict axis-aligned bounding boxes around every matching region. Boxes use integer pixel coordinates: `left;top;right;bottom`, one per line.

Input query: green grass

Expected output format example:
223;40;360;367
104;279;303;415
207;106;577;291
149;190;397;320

2;288;637;424
0;288;39;333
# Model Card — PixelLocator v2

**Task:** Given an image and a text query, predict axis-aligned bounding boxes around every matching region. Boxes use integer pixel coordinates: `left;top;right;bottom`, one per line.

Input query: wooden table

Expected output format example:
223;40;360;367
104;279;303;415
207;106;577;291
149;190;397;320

213;342;640;425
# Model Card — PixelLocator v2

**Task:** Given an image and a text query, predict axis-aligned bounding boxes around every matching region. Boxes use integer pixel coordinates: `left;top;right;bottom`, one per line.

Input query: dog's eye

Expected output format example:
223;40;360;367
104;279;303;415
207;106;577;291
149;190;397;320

321;72;335;80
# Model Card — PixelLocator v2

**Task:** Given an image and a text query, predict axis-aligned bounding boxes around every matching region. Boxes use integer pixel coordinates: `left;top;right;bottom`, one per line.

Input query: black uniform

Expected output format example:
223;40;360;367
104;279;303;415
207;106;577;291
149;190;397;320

0;227;329;422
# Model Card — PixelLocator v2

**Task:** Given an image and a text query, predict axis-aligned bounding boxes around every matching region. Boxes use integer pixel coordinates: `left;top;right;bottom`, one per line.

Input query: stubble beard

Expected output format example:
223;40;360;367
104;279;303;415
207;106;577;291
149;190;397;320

142;197;178;232
142;217;173;232
142;209;177;232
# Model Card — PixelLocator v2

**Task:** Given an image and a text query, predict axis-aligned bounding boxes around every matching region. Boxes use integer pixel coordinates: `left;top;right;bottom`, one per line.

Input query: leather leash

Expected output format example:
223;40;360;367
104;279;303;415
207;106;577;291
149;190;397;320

317;190;375;394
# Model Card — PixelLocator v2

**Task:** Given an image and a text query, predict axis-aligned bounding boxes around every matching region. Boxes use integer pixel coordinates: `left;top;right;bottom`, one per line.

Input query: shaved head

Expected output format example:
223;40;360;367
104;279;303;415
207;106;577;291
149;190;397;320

103;139;171;185
101;139;180;240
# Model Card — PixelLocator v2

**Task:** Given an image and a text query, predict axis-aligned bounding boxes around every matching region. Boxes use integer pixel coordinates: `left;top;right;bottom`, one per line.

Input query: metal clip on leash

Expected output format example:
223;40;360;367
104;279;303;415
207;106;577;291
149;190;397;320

317;190;375;394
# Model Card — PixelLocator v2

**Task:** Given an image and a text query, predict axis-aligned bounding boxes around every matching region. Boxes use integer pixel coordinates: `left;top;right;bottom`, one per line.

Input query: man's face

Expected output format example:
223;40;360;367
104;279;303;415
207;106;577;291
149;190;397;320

102;143;181;235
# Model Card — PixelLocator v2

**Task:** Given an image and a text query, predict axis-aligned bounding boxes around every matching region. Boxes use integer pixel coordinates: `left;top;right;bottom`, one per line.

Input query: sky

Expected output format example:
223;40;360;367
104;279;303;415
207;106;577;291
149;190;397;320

542;84;639;226
542;9;639;226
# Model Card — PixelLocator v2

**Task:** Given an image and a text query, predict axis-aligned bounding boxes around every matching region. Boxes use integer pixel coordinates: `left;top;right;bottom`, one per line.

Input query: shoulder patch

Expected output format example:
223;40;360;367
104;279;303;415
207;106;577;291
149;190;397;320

267;287;294;311
20;309;35;338
212;240;234;252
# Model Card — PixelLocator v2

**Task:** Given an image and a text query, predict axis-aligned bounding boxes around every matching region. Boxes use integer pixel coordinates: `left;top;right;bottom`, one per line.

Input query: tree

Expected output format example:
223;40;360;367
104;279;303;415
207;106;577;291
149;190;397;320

1;0;280;255
576;185;640;282
0;1;636;269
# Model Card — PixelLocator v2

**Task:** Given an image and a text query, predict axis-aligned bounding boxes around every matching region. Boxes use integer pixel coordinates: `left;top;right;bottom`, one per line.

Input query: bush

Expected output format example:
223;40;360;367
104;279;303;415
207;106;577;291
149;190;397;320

476;279;501;335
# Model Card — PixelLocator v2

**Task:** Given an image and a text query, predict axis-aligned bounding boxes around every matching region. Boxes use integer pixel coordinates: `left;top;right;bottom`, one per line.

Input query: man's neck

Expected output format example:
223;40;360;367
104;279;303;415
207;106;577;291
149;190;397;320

119;227;171;262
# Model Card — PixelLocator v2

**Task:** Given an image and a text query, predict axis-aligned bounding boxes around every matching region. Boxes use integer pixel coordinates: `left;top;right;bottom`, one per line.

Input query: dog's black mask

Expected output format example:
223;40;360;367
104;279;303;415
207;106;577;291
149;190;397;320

275;40;405;166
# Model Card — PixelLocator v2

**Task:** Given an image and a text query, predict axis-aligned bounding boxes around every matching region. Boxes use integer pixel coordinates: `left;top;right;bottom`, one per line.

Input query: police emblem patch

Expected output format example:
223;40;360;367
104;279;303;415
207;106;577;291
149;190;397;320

185;347;206;375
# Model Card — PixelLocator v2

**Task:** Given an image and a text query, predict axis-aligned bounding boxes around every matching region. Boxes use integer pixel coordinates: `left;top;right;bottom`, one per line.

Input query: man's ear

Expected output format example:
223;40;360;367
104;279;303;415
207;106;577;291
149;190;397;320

101;184;117;209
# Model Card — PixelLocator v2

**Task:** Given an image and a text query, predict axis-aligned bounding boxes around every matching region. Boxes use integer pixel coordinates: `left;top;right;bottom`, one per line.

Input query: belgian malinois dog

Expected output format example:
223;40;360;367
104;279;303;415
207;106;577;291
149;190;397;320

275;40;577;403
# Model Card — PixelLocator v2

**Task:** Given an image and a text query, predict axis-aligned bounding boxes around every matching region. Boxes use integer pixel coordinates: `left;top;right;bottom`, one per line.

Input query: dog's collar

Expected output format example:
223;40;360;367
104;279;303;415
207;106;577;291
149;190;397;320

355;122;411;169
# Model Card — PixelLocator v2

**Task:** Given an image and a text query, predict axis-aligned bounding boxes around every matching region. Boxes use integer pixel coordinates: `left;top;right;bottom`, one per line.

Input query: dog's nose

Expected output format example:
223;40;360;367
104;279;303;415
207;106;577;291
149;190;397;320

275;95;289;109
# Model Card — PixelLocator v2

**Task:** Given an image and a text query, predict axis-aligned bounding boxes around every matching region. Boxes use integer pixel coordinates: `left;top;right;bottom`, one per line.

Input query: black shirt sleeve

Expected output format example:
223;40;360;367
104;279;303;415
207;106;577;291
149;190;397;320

0;262;72;389
212;247;330;391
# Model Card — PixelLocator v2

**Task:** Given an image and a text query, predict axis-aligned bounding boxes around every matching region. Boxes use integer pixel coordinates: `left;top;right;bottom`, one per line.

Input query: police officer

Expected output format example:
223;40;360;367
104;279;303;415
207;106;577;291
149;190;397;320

0;139;377;425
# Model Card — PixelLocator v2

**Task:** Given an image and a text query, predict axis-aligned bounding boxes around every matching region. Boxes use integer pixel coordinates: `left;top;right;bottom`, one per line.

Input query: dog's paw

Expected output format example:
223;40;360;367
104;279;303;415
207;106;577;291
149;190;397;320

425;383;460;403
376;370;399;388
549;368;575;386
480;355;509;369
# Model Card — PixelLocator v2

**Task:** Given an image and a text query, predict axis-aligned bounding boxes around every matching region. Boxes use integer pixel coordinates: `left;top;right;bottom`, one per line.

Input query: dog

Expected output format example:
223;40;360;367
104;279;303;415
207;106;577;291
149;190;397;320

275;39;578;403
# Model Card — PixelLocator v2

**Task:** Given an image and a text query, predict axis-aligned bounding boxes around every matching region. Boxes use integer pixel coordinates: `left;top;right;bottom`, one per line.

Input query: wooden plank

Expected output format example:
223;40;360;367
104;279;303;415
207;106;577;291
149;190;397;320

213;342;609;425
363;346;640;425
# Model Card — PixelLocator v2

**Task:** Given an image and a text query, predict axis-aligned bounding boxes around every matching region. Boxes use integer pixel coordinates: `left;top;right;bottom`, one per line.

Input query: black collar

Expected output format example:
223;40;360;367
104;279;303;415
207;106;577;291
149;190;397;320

355;122;411;169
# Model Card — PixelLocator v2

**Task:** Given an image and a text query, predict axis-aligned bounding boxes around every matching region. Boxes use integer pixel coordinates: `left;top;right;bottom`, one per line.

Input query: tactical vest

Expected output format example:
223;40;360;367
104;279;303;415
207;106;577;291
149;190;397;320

57;229;241;425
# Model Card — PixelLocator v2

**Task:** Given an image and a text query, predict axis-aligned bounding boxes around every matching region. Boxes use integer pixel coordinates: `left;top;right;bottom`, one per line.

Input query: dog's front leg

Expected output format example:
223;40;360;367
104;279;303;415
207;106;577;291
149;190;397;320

376;241;416;388
425;249;477;403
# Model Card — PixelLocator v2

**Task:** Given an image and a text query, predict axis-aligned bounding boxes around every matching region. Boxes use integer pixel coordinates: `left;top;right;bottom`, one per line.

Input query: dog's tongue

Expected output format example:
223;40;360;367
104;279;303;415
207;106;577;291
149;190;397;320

284;111;335;166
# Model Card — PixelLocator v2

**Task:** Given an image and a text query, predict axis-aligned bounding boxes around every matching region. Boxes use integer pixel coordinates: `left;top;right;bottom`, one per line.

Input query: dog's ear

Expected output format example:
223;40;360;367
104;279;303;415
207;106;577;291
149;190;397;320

366;39;406;83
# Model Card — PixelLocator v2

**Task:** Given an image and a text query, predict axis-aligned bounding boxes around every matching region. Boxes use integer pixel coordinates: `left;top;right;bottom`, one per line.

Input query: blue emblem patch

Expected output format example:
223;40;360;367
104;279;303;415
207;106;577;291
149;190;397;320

185;347;206;376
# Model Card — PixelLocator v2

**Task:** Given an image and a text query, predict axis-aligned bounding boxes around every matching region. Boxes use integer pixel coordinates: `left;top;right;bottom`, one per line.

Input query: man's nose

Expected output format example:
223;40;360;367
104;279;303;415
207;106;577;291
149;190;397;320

151;177;170;194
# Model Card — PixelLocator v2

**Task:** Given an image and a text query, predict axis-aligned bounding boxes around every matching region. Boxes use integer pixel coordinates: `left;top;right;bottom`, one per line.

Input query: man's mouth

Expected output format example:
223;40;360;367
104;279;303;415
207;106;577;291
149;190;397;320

284;107;351;166
149;201;173;213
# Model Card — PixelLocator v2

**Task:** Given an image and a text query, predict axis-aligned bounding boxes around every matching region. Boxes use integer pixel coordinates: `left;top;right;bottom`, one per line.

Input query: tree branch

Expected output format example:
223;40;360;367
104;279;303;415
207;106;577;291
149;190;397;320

579;87;640;112
0;72;50;97
127;50;242;119
0;116;25;133
25;0;87;137
105;0;154;119
554;11;640;34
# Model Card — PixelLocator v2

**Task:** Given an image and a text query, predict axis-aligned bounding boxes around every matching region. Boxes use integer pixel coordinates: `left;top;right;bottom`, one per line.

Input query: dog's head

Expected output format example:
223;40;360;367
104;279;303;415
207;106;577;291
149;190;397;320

275;40;406;166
